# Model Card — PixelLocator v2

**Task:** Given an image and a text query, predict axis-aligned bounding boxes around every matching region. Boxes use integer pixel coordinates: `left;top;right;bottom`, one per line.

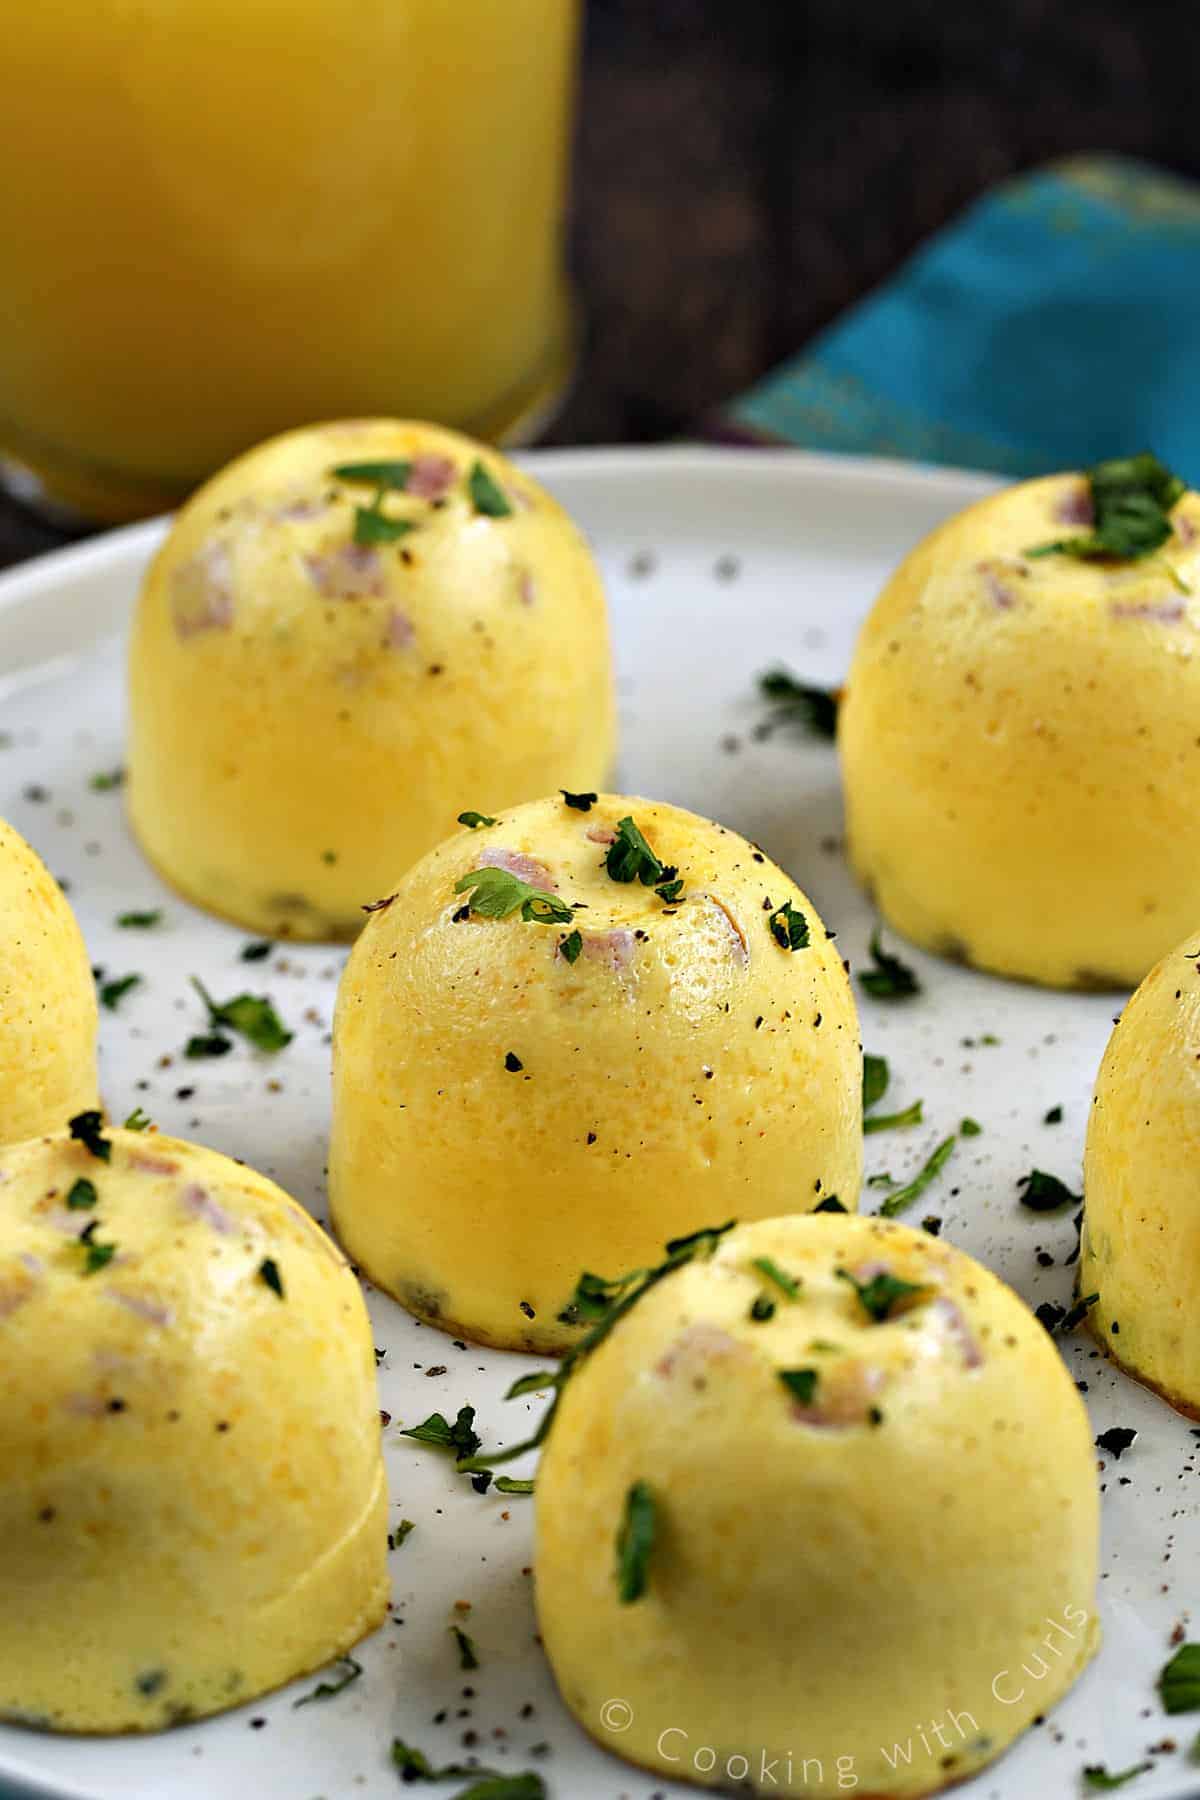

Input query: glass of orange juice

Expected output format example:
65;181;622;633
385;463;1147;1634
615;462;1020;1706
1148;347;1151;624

0;0;579;523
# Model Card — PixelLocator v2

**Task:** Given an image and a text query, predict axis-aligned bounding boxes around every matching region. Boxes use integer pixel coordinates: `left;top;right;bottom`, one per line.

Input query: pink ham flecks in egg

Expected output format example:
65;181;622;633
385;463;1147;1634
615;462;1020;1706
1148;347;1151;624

478;846;557;890
931;1295;983;1369
0;1264;37;1318
63;1392;113;1418
1056;481;1094;527
654;1322;749;1380
171;540;235;640
790;1359;887;1429
1174;512;1196;546
586;824;616;846
1110;597;1189;624
273;494;329;523
580;928;637;973
405;454;456;501
303;543;387;599
107;1290;174;1328
128;1151;181;1177
386;607;415;650
517;570;537;607
977;560;1018;610
179;1183;236;1235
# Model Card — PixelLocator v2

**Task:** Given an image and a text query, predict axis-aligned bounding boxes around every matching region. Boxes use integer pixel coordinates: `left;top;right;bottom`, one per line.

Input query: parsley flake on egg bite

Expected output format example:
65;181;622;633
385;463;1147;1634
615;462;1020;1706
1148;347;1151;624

329;793;863;1353
127;420;615;940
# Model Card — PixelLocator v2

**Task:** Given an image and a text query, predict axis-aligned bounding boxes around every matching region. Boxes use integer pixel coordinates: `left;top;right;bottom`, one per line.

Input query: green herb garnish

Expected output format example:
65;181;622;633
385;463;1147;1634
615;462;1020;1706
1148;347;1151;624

778;1368;819;1405
863;1054;889;1110
751;1255;801;1300
960;1117;982;1137
750;1294;776;1321
66;1178;97;1209
388;1747;543;1799
1017;1169;1081;1213
768;899;810;952
758;667;838;739
1160;1642;1200;1714
864;1099;923;1135
116;910;162;929
495;1476;535;1496
559;929;583;964
457;811;497;829
390;1520;416;1549
813;1194;847;1213
450;1626;480;1670
185;1032;233;1059
837;1266;929;1322
604;816;663;886
1082;1763;1154;1790
292;1656;362;1707
557;1267;644;1327
616;1480;657;1604
79;1219;116;1275
467;460;513;518
560;790;597;811
100;973;141;1011
241;941;272;962
1044;1104;1064;1125
1027;453;1187;568
332;458;413;488
258;1257;285;1298
69;1110;111;1162
190;977;292;1053
353;506;414;546
878;1136;956;1217
454;866;576;926
1061;1291;1100;1332
461;1224;735;1474
89;768;125;792
859;929;921;1000
123;1107;152;1131
332;460;418;547
400;1406;482;1461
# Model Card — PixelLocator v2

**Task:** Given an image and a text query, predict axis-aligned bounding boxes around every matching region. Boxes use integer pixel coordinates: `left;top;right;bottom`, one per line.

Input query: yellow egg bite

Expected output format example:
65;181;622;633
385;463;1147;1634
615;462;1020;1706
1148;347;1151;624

535;1214;1100;1799
330;794;862;1354
0;1127;388;1733
127;420;616;940
840;470;1200;988
0;815;97;1144
1082;930;1200;1414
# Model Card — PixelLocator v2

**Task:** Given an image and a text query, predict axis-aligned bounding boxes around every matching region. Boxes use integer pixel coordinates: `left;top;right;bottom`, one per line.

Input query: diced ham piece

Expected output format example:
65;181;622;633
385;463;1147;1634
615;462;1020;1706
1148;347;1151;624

129;1152;181;1176
107;1290;173;1328
303;543;387;599
654;1322;749;1380
405;454;456;501
0;1263;37;1318
1110;597;1188;624
478;846;557;890
1175;512;1196;546
931;1295;983;1369
1056;482;1094;527
386;607;415;650
977;560;1017;610
273;495;328;522
586;825;616;845
581;928;636;972
172;541;235;640
179;1183;236;1235
790;1358;887;1428
518;570;537;607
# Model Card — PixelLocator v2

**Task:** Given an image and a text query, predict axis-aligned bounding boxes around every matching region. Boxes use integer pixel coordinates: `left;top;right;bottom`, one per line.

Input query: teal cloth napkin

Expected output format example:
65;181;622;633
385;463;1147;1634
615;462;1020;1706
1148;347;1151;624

720;155;1200;482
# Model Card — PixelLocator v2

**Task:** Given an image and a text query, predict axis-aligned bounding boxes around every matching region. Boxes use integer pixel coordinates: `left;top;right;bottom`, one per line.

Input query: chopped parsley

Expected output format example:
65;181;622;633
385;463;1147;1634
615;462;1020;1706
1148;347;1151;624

837;1266;928;1322
123;1107;152;1131
616;1480;657;1604
185;1032;233;1059
1044;1104;1064;1125
116;910;162;929
450;1626;480;1670
1017;1169;1081;1213
750;1294;776;1321
69;1110;111;1162
877;1136;956;1217
1160;1642;1200;1714
1095;1426;1137;1460
495;1476;535;1495
66;1178;97;1210
859;929;921;1000
813;1194;847;1213
332;458;413;488
389;1744;544;1797
559;929;583;964
960;1117;982;1136
390;1520;416;1549
758;666;838;739
778;1368;818;1405
400;1406;482;1462
454;866;575;926
751;1255;801;1300
1026;453;1187;569
467;459;513;518
258;1257;285;1298
655;869;685;903
862;1053;889;1110
240;941;272;962
291;1656;362;1707
864;1099;923;1135
352;505;414;547
89;767;125;791
1082;1765;1153;1791
768;899;810;952
558;1267;644;1327
190;978;292;1053
99;973;141;1011
1061;1291;1100;1332
332;460;418;547
604;816;663;886
79;1219;117;1275
560;790;597;811
461;1224;735;1474
457;811;497;829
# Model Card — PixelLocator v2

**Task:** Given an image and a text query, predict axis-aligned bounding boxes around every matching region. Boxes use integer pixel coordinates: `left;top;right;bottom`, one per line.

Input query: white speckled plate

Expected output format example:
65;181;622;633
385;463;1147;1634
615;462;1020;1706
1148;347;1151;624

0;448;1196;1800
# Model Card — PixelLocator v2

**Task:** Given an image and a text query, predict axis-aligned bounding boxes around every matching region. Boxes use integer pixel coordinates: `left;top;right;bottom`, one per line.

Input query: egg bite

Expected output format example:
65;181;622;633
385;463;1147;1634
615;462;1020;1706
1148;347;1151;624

1081;930;1200;1414
126;420;616;940
0;1126;387;1733
0;815;97;1144
534;1213;1099;1799
330;793;862;1354
840;463;1200;988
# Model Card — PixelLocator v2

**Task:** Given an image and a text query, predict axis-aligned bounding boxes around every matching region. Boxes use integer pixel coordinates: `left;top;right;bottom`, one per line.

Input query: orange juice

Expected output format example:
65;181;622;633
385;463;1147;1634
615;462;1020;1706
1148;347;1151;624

0;1;578;520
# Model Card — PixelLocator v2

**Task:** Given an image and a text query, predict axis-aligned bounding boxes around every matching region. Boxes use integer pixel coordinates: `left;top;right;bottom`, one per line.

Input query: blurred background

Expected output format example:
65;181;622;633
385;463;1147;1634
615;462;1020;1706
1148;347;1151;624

2;0;1196;564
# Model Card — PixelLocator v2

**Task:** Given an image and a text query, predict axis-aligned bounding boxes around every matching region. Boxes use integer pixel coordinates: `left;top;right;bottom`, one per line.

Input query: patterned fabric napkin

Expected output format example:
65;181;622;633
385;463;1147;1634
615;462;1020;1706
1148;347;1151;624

718;155;1200;481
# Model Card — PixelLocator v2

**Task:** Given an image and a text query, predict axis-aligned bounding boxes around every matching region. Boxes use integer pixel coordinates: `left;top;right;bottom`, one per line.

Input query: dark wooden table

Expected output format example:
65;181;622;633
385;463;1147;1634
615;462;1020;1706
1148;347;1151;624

3;0;1193;570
